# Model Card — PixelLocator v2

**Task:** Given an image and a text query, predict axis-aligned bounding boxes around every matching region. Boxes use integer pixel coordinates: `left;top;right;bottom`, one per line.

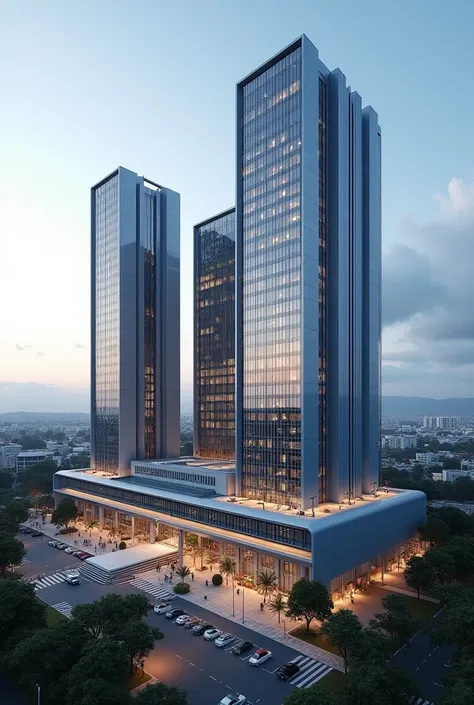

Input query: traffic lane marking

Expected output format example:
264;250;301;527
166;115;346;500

261;666;278;674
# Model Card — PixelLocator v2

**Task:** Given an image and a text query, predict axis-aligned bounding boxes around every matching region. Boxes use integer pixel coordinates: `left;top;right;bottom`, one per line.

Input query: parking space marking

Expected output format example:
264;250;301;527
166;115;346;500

262;666;279;674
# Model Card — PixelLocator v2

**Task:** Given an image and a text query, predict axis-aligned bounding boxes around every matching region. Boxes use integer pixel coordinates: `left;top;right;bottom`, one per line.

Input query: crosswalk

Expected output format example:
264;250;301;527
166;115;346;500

34;572;68;589
130;577;175;601
288;654;333;689
52;601;73;619
412;699;435;705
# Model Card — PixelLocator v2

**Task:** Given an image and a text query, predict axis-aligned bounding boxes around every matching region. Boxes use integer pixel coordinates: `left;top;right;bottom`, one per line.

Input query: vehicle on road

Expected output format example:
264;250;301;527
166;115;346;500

175;614;191;625
48;541;59;547
215;633;235;648
154;603;170;615
31;531;43;537
185;617;201;629
165;608;184;620
249;649;272;666
276;663;300;680
192;622;212;636
204;628;222;641
64;547;75;554
55;543;67;550
231;640;253;656
72;550;83;557
23;527;32;534
64;574;80;585
218;695;247;705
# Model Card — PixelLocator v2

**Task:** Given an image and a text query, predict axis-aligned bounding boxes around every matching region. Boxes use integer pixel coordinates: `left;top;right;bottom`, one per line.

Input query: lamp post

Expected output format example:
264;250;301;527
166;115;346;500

35;684;41;705
242;588;245;624
232;573;235;618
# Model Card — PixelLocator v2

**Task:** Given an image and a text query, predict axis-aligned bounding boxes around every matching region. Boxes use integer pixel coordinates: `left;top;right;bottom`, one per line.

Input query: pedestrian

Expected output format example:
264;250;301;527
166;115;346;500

204;595;207;601
157;564;161;572
164;574;168;583
191;572;194;581
78;532;81;537
99;536;102;542
205;579;208;587
94;546;97;553
210;564;213;572
260;602;264;612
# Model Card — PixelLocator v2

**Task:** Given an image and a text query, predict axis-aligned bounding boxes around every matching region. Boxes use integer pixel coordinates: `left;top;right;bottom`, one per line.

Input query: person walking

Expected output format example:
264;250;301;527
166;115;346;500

260;602;264;612
191;572;194;581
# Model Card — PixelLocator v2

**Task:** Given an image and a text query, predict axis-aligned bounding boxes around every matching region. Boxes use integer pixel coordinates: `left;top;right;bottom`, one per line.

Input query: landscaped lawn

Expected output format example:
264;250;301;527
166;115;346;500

290;625;341;657
126;670;152;691
401;593;439;622
319;669;345;693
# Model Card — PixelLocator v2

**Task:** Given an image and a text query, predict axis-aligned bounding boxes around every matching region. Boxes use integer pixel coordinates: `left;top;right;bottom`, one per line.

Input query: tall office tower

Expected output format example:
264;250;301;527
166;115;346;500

236;36;381;509
194;208;236;459
91;167;180;476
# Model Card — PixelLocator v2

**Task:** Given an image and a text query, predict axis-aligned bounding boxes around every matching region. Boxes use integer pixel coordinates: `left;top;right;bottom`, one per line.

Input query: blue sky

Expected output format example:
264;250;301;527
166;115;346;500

2;0;474;409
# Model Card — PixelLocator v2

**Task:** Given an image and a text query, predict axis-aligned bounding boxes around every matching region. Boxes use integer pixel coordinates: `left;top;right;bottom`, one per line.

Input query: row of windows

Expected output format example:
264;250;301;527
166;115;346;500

60;478;311;549
134;465;216;486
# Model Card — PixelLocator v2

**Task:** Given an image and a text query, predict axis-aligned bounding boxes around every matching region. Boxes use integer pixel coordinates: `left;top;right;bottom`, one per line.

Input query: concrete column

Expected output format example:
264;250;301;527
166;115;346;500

235;547;241;575
253;553;258;582
149;521;156;544
178;529;184;565
131;516;135;540
98;506;105;530
114;511;119;529
276;559;282;591
219;541;224;561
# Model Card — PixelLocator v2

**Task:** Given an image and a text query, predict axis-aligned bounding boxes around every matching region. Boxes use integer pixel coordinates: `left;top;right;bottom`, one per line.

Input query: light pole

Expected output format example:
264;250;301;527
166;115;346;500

36;684;41;705
242;588;245;624
232;573;235;617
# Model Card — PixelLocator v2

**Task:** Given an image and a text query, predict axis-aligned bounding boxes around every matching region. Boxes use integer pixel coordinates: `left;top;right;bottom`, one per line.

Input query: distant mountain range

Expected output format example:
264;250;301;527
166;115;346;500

382;396;474;419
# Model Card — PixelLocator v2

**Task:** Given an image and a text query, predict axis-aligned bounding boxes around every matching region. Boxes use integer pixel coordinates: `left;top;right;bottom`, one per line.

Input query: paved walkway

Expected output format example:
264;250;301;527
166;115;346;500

130;675;159;697
379;584;439;603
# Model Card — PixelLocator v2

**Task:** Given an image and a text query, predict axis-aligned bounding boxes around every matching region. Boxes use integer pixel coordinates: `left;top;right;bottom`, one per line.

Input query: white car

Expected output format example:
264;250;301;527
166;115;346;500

175;614;190;625
204;628;222;641
64;547;75;554
215;633;235;648
154;603;170;615
249;649;272;666
218;695;247;705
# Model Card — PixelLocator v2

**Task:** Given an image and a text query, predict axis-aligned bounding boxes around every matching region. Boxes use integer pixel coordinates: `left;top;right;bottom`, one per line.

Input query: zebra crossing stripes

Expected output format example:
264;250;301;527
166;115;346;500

34;572;68;589
412;699;435;705
288;654;333;688
52;601;73;619
130;577;175;601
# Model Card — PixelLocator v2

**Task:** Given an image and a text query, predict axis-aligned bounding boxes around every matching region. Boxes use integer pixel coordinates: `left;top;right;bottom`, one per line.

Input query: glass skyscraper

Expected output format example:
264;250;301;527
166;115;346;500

91;167;180;476
194;208;236;459
235;36;381;509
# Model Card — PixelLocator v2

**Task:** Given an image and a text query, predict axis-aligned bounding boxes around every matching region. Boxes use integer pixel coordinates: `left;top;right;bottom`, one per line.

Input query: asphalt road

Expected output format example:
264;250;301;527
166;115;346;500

17;531;82;579
22;535;318;705
392;609;453;704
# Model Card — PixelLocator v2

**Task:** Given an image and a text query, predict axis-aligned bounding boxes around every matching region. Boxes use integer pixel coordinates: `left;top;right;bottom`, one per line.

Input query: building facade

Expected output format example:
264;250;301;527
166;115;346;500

17;451;53;473
235;36;381;509
91;167;180;476
194;209;236;459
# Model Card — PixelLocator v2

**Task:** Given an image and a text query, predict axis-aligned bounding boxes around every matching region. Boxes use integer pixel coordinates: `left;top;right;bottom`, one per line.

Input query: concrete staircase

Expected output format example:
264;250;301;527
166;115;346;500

80;551;178;585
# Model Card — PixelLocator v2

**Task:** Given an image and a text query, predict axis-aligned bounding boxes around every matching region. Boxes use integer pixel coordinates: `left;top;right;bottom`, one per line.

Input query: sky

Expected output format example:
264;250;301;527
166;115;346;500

2;0;474;412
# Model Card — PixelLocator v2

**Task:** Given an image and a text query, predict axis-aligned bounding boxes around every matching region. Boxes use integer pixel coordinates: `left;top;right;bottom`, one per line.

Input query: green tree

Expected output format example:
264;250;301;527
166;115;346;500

404;555;435;598
219;556;237;585
135;683;188;705
84;519;98;533
268;592;287;624
51;499;79;531
111;619;162;674
442;535;474;582
72;593;150;639
175;565;191;584
425;546;457;584
286;579;333;633
185;533;200;567
66;638;131;705
18;436;47;450
443;457;461;470
21;459;57;495
436;506;474;536
370;594;419;649
283;685;338;705
419;514;451;545
344;660;418;705
433;585;474;652
256;569;277;603
320;609;362;673
0;471;13;489
0;579;46;652
4;500;29;525
453;476;474;502
0;531;26;577
439;679;474;705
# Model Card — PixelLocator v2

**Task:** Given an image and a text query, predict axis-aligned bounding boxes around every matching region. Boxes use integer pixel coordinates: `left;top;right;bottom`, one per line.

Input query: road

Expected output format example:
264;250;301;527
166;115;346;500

392;609;453;704
20;534;331;705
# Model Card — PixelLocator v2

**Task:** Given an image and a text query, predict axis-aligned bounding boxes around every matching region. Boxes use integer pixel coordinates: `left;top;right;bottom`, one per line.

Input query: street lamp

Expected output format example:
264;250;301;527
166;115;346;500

242;588;245;624
35;684;41;705
232;573;235;618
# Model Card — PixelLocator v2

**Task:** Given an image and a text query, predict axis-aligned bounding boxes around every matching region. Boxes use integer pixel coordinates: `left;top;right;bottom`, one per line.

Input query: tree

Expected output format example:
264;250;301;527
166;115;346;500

256;569;277;603
175;565;191;584
0;471;13;489
21;459;57;495
51;499;78;531
320;609;362;673
84;519;98;533
344;660;418;705
433;585;474;652
404;556;435;599
136;682;188;705
436;506;474;536
185;533;200;567
370;594;419;649
0;579;46;652
219;556;236;585
18;436;46;450
113;619;163;674
425;546;457;584
0;531;26;577
439;679;474;705
72;593;150;639
4;500;29;526
283;685;338;705
268;592;287;624
66;639;131;705
442;535;474;582
443;457;461;470
286;579;333;633
419;514;450;545
453;476;474;502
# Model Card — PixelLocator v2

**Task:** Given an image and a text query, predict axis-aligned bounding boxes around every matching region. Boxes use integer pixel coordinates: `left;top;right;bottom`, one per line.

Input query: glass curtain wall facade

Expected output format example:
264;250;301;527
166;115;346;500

91;167;180;476
194;209;236;459
236;36;381;509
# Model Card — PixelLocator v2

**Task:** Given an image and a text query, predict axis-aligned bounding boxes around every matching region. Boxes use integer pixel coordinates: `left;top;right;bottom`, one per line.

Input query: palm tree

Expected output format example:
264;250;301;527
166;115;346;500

268;592;287;624
107;526;119;541
175;565;191;584
219;556;237;585
257;569;277;603
85;519;98;535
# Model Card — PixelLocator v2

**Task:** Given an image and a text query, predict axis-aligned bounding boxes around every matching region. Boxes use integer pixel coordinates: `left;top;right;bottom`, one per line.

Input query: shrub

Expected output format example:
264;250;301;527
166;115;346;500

174;582;190;595
118;541;127;550
212;573;223;586
59;526;78;534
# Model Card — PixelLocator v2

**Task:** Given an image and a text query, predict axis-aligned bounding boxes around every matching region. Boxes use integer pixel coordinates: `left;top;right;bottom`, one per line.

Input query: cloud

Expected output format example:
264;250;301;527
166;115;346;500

74;343;87;349
15;344;33;352
36;352;45;357
383;177;474;395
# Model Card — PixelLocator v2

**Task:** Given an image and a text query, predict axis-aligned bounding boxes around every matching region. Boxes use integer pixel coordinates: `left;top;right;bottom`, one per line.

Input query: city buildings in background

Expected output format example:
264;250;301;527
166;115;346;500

194;208;236;460
91;167;180;477
54;36;425;597
423;415;459;430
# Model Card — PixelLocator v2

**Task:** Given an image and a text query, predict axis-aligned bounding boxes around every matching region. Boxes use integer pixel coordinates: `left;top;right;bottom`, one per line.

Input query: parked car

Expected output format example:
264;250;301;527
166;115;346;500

175;614;191;626
64;547;75;554
231;640;253;656
23;527;32;534
165;608;184;620
249;649;272;666
64;574;80;586
55;543;67;550
154;603;170;615
276;663;300;680
48;541;59;547
215;633;235;648
204;628;222;641
72;550;83;557
192;622;212;636
77;553;89;560
31;531;43;537
218;695;247;705
185;617;201;629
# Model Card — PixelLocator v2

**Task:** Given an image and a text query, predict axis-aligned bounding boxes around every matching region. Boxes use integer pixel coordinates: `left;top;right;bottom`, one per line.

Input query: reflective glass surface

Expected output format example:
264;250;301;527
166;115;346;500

195;211;235;459
240;48;302;506
318;78;328;503
94;175;119;472
143;188;157;458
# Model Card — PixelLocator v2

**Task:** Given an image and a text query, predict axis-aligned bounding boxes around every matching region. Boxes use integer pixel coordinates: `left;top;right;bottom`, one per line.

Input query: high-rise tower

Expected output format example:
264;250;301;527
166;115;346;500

235;36;381;508
91;167;180;476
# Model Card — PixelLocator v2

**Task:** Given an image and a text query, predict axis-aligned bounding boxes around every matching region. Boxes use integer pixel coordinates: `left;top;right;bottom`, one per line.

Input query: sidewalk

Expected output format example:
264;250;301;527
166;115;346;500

26;514;127;558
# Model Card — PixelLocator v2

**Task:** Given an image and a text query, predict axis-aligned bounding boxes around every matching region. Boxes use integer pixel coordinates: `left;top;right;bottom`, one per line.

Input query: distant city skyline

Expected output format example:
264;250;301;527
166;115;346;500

3;1;474;401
